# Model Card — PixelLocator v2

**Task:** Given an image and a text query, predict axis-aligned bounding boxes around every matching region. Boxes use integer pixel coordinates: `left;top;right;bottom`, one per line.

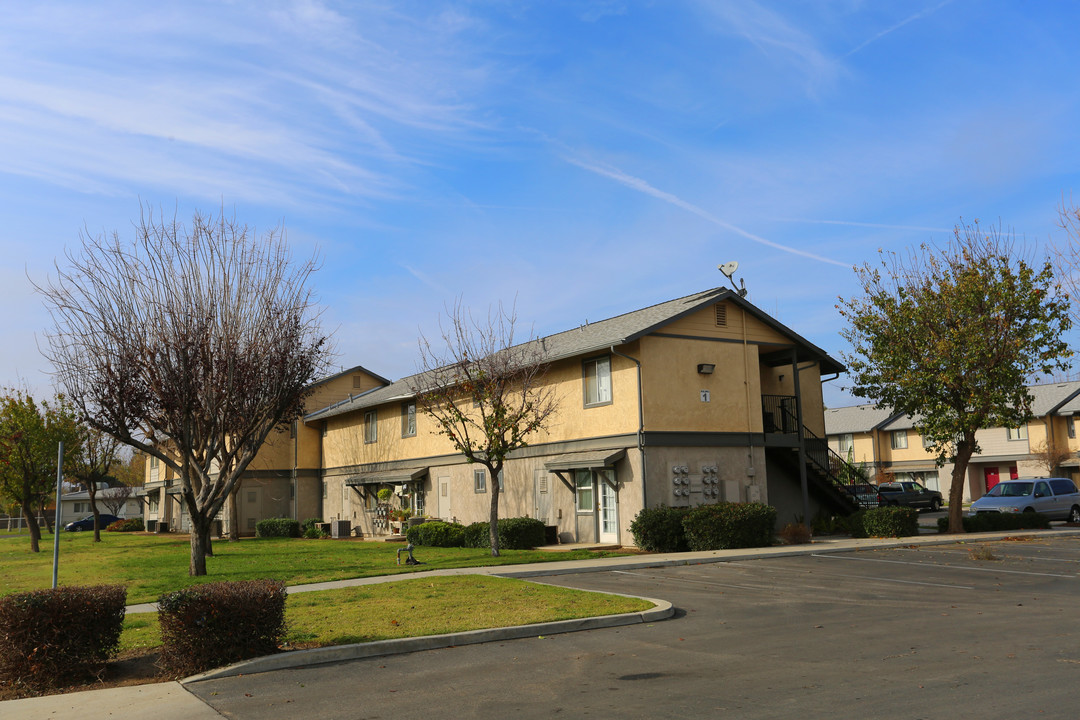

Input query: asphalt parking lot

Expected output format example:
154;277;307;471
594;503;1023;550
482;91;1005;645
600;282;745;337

189;535;1080;719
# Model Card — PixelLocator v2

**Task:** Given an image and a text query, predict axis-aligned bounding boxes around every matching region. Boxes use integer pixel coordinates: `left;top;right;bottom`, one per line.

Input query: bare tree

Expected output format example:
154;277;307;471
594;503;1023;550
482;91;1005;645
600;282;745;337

68;425;122;542
1053;200;1080;327
99;484;134;517
412;301;558;556
38;205;332;575
1032;438;1074;476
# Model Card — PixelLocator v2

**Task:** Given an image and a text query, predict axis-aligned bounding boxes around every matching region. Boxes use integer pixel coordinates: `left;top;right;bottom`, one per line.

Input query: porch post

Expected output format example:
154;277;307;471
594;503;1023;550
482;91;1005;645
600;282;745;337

792;350;811;526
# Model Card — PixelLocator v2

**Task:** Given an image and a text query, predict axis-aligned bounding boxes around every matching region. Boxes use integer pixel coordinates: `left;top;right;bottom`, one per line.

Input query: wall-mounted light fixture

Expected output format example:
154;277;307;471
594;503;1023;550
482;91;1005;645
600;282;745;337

697;363;715;374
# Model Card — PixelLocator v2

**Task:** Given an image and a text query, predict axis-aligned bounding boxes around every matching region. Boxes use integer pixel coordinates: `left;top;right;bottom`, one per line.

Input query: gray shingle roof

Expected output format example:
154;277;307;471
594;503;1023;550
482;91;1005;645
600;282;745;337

306;287;844;422
832;380;1080;434
824;404;899;434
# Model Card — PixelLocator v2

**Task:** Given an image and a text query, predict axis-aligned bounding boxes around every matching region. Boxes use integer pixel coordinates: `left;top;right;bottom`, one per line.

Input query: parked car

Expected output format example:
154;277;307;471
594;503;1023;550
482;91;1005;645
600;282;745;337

969;478;1080;522
64;514;121;532
876;481;943;511
841;482;881;509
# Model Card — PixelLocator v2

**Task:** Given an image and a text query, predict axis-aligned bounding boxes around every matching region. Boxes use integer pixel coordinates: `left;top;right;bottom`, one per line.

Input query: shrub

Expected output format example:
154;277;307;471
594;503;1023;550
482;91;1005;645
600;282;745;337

682;502;777;551
106;517;145;532
497;517;546;549
406;520;467;547
0;585;126;694
847;510;868;538
301;518;328;539
255;517;300;538
157;579;287;676
861;506;919;537
629;505;690;552
463;521;490;548
937;512;1052;533
778;522;812;545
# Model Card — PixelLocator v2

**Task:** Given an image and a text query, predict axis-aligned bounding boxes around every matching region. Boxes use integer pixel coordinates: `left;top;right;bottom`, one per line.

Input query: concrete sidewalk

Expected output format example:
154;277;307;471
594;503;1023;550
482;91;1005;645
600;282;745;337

7;528;1080;719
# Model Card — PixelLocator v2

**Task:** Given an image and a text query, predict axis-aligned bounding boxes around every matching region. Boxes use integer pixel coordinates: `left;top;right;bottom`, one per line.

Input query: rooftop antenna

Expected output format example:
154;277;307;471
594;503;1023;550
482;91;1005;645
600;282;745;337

718;261;748;297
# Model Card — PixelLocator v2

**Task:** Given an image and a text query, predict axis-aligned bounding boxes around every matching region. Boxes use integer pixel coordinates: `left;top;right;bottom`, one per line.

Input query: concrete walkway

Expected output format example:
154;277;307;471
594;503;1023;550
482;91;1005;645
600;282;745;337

7;528;1080;719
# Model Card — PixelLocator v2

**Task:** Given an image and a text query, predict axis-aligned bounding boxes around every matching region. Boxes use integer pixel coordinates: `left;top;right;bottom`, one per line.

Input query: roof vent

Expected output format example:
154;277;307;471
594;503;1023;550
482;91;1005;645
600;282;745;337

714;304;727;327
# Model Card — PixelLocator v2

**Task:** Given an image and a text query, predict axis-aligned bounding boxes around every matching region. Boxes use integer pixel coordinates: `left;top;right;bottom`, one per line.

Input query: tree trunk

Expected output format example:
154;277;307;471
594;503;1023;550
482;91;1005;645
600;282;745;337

39;499;53;534
22;501;41;553
202;522;214;557
88;485;102;542
947;434;977;533
228;487;241;542
189;517;209;576
489;468;501;557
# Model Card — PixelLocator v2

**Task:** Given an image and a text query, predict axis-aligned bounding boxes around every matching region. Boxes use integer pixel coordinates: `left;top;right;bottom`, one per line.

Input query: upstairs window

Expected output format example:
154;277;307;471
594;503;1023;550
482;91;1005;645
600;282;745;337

583;356;612;407
890;430;908;450
1068;416;1076;439
401;401;416;438
1006;425;1028;441
364;410;378;444
837;433;853;456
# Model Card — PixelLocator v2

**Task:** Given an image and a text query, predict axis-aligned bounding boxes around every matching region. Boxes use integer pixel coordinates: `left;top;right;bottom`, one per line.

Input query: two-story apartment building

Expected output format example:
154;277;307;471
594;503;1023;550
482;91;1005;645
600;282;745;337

825;380;1080;502
307;287;850;543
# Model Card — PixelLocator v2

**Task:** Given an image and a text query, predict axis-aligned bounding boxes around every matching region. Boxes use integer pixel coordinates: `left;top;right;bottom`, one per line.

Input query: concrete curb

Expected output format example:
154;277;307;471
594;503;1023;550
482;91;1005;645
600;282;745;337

181;595;673;684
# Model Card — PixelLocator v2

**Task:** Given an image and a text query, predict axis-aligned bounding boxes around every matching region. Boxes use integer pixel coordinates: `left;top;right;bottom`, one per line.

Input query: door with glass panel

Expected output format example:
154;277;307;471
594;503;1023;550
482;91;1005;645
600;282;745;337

598;469;618;543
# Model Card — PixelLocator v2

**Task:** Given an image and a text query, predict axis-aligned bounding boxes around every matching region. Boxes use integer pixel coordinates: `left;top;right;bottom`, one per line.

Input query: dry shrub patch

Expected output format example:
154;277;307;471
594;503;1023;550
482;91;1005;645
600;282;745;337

0;584;126;697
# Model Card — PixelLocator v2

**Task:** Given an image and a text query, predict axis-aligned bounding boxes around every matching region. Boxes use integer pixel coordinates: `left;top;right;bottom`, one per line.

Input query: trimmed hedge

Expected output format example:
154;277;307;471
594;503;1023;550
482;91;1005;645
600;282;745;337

410;517;547;549
406;520;467;547
937;512;1052;533
629;505;691;552
157;579;287;676
860;506;919;538
682;502;777;551
106;517;144;532
255;517;300;538
0;584;126;694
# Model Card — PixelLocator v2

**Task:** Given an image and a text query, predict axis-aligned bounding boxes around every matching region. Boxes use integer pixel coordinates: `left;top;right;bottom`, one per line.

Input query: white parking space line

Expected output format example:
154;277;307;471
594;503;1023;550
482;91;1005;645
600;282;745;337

612;569;764;592
722;561;974;590
812;553;1077;579
897;546;1080;564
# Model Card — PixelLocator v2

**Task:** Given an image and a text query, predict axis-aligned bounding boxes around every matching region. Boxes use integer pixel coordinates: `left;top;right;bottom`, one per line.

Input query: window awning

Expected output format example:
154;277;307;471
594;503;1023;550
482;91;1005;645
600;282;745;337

345;468;428;487
544;449;626;472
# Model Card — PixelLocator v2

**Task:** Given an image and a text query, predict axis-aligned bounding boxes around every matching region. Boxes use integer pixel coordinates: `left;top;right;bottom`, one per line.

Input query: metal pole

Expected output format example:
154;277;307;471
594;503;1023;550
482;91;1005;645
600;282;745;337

52;440;64;589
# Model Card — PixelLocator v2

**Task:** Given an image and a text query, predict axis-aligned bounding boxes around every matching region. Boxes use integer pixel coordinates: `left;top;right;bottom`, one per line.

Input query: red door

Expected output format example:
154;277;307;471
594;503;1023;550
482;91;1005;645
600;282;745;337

984;467;1000;492
1009;466;1019;480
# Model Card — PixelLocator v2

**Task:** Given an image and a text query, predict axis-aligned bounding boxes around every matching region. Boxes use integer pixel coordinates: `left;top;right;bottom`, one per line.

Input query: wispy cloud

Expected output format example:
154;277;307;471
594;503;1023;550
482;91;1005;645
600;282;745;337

564;156;849;267
776;218;953;234
844;0;956;58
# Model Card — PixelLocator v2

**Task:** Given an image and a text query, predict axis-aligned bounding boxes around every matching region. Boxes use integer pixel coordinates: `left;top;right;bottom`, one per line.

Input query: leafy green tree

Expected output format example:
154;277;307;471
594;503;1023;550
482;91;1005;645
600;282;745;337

0;391;81;551
839;221;1072;533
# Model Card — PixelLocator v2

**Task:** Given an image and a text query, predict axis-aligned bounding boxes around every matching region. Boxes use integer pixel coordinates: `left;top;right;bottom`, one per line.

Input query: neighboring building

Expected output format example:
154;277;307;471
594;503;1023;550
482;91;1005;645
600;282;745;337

825;380;1080;501
308;287;853;542
140;365;390;535
59;486;141;526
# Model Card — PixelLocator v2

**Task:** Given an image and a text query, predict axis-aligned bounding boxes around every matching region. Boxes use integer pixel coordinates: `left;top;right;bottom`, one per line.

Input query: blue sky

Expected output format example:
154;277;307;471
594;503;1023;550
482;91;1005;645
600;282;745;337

2;0;1078;408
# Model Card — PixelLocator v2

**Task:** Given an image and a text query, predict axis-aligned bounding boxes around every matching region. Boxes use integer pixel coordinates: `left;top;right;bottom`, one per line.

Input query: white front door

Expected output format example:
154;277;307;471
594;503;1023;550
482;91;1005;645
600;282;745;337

598;470;618;543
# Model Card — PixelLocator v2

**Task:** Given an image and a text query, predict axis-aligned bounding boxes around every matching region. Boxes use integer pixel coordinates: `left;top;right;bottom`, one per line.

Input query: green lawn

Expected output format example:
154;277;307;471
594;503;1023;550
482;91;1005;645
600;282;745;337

1;532;629;604
118;575;653;653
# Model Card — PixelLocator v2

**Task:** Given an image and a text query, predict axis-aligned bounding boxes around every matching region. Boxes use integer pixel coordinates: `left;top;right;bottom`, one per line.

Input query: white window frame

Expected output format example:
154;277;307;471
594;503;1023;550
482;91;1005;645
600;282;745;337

574;470;594;513
474;469;487;494
583;356;613;408
402;401;416;438
891;430;908;450
837;433;853;456
1007;425;1028;441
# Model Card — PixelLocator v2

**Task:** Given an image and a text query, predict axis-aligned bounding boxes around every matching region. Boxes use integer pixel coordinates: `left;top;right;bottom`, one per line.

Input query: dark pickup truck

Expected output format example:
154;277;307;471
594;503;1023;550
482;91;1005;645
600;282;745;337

876;481;943;511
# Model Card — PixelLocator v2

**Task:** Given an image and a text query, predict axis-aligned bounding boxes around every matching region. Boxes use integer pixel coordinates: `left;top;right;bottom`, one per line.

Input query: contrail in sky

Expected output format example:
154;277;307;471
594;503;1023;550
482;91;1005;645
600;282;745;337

565;156;849;268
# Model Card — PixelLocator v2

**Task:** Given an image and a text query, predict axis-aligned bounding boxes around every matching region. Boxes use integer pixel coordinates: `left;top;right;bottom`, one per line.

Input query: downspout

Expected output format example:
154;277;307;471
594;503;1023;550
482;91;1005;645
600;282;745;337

792;349;811;526
610;345;646;511
292;421;298;522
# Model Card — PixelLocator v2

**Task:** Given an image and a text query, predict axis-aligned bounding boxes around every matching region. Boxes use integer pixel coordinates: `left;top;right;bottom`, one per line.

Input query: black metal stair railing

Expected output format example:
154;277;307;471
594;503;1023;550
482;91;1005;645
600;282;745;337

763;395;872;510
